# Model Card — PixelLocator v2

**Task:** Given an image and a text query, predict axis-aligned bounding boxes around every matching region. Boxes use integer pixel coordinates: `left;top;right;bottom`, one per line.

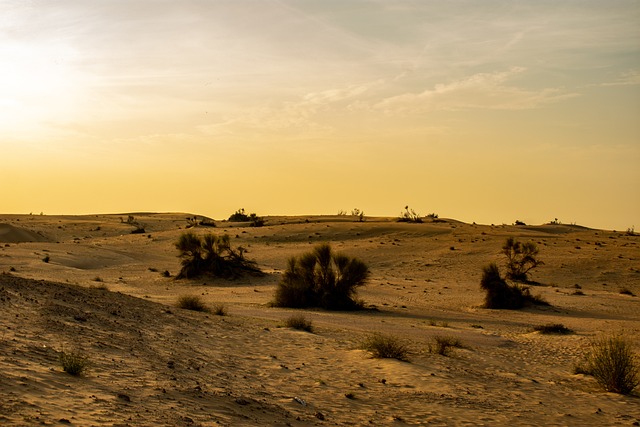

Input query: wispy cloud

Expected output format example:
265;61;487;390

375;67;578;113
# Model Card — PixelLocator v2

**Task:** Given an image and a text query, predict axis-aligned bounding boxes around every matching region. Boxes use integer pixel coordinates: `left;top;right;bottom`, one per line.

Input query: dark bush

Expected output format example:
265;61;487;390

533;323;572;334
397;206;423;223
175;232;262;279
502;237;543;281
228;208;251;222
480;263;547;309
272;244;369;310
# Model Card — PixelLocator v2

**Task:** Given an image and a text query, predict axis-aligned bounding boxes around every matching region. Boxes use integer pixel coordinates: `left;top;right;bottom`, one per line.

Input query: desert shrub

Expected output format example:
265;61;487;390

361;333;409;361
175;232;262;279
248;213;264;227
176;295;210;312
501;237;543;282
480;263;547;309
578;334;639;394
284;315;313;332
351;208;365;222
212;303;227;316
59;349;90;376
428;335;464;356
228;208;250;222
272;244;369;310
533;323;572;334
398;206;423;223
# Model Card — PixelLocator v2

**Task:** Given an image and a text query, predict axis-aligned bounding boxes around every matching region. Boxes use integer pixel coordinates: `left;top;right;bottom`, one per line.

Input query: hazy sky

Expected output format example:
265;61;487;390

1;0;639;229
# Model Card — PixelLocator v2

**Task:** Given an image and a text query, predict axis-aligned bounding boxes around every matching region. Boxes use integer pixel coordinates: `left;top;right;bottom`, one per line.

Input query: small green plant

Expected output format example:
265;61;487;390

428;335;464;356
398;206;423;223
533;323;572;334
501;237;543;282
284;315;313;332
176;295;210;313
576;334;639;394
59;349;90;376
361;333;409;361
272;244;369;310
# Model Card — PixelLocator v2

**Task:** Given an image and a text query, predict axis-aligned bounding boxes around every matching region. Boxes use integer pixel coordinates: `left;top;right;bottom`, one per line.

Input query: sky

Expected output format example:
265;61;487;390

1;0;639;230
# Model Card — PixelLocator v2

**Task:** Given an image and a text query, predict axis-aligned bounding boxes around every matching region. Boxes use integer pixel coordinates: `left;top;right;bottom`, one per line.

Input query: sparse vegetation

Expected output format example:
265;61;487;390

480;263;548;309
361;333;410;361
227;209;264;227
176;295;210;312
501;237;543;282
428;335;465;356
212;303;227;316
351;208;365;222
576;334;639;394
175;232;262;279
272;244;369;310
59;349;90;376
284;315;313;332
533;323;572;334
398;206;423;223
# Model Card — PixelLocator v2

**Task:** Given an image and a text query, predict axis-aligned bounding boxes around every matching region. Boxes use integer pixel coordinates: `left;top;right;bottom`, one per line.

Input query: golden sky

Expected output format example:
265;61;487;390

1;1;639;230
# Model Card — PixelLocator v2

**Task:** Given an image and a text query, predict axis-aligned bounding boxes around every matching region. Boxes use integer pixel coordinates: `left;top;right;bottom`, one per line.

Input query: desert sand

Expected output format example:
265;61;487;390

1;213;638;426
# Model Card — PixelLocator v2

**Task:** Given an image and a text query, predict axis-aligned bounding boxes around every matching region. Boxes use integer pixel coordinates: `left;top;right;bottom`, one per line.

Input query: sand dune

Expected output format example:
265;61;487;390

0;213;638;426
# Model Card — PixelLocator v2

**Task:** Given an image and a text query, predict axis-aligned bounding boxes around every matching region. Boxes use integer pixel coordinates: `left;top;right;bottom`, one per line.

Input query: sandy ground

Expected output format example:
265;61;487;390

0;213;638;426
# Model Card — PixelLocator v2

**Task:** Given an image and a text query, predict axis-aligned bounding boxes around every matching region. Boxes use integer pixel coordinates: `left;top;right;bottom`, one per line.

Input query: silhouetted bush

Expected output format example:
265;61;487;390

398;206;423;223
361;333;410;361
272;244;369;310
228;208;250;221
175;232;262;279
480;263;548;309
502;237;543;281
578;334;639;394
228;208;264;227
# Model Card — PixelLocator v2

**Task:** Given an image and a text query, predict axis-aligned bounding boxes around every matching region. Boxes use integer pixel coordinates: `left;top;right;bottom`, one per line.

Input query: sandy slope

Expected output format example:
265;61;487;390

0;213;639;426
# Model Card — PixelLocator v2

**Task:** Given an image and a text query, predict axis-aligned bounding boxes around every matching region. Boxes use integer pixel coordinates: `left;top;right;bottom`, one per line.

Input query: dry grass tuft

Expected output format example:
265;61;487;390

361;333;410;361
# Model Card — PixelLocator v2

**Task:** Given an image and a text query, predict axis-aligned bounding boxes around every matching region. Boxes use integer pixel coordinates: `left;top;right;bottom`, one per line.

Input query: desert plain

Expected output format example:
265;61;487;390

0;212;638;426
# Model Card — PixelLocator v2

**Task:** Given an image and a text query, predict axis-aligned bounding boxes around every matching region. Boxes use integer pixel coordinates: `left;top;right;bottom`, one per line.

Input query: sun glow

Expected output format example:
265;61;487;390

0;41;83;140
